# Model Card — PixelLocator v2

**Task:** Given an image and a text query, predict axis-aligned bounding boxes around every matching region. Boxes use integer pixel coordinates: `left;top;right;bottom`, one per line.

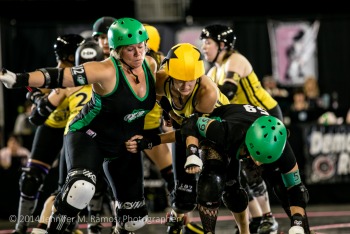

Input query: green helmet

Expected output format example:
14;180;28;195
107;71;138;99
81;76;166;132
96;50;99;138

108;17;148;50
245;116;287;164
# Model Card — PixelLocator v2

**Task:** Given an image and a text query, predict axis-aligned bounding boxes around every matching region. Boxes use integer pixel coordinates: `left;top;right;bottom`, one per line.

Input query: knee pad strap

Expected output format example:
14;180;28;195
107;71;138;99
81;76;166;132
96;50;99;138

116;200;148;232
170;179;197;213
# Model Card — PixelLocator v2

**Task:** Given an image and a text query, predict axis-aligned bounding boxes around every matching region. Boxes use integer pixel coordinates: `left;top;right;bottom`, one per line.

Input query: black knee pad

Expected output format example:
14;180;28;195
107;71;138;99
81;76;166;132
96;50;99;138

170;179;197;213
288;183;309;209
116;200;148;232
197;160;226;208
55;169;96;217
20;163;48;197
222;183;248;213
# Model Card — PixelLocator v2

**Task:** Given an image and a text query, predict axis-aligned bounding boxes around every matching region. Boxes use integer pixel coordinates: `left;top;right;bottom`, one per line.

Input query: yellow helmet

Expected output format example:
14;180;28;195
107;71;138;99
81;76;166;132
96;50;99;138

162;43;205;81
144;24;161;52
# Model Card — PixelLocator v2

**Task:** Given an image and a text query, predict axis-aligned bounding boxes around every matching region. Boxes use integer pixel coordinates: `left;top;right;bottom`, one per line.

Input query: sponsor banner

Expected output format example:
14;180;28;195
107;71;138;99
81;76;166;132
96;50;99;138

304;124;350;184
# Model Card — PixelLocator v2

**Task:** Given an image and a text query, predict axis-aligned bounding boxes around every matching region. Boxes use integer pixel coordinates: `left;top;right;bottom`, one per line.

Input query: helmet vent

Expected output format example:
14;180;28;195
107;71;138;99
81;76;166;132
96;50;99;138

271;126;276;130
274;136;277;141
264;133;268;138
267;156;272;160
138;30;143;36
256;151;261;155
128;33;132;38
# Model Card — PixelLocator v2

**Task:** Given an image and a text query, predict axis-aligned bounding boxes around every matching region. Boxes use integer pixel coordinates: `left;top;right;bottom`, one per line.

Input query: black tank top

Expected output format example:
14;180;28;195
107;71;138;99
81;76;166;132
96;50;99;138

69;58;156;154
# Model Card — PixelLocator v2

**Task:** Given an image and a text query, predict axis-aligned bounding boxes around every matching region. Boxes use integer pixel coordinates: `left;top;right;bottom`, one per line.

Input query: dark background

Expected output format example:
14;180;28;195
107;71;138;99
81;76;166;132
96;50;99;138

0;0;350;215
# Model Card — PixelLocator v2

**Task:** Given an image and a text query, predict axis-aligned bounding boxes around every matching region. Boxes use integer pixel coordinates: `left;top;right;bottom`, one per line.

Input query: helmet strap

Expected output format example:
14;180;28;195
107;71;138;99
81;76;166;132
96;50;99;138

212;42;222;63
120;59;140;84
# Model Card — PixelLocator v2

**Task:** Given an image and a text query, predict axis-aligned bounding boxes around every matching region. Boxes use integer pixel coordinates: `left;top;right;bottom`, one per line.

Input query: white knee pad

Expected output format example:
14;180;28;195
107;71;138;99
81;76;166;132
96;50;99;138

123;215;148;232
67;180;95;209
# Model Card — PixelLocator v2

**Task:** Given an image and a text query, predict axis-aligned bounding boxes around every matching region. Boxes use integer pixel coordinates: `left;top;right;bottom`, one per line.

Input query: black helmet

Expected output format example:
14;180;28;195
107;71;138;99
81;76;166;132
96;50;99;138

200;24;236;50
75;40;104;65
53;34;85;62
92;16;117;39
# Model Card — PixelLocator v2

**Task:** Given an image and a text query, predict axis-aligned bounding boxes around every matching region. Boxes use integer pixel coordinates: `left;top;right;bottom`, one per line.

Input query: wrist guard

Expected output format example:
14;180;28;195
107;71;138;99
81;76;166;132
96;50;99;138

184;144;203;170
136;134;161;151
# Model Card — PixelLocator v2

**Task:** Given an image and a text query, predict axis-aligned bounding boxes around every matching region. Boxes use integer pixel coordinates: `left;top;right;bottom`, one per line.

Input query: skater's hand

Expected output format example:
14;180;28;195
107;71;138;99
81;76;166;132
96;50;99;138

126;134;161;153
125;135;143;153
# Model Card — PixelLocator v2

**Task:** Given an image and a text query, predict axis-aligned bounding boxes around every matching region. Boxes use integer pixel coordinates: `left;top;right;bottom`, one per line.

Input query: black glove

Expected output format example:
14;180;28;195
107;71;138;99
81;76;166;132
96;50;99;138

28;107;47;126
181;113;200;138
135;134;161;151
26;88;44;104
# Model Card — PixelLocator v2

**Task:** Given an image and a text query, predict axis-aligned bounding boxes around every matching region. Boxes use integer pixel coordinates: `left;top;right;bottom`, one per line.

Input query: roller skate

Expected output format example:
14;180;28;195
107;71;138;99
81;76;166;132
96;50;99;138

111;226;135;234
12;225;27;234
87;222;103;234
166;211;187;234
257;215;278;234
249;217;263;234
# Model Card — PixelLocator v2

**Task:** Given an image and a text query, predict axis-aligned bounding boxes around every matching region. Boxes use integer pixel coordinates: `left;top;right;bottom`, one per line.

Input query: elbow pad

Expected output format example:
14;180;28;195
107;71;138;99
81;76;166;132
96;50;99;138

37;96;57;117
37;68;65;88
219;82;237;100
26;88;44;104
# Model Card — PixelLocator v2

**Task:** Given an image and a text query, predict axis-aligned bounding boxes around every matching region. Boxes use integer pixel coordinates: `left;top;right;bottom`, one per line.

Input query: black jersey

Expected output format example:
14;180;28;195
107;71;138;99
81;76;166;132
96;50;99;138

69;58;156;155
209;104;295;173
209;104;269;154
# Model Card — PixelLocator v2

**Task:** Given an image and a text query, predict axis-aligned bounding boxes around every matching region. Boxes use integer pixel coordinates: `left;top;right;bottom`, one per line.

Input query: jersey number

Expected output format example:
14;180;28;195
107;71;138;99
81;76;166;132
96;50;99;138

75;93;89;108
242;104;269;116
